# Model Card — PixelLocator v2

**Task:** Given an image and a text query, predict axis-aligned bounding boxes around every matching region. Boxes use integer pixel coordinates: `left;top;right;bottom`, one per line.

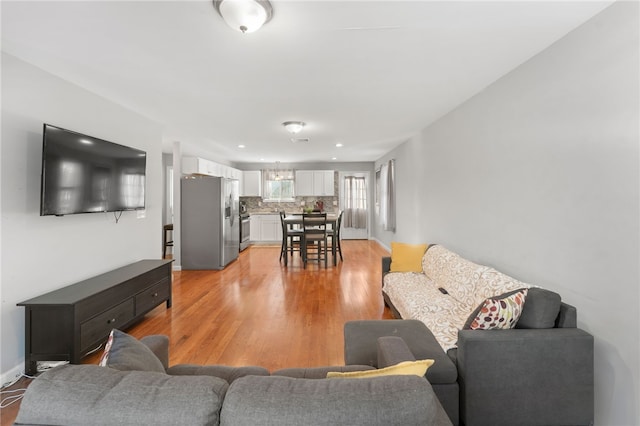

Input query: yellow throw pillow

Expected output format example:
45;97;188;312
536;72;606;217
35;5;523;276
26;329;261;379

389;242;428;273
326;359;434;379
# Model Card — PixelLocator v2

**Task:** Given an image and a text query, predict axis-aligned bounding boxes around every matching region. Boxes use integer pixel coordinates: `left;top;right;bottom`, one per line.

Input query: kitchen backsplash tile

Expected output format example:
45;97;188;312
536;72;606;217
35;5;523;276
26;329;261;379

240;196;337;214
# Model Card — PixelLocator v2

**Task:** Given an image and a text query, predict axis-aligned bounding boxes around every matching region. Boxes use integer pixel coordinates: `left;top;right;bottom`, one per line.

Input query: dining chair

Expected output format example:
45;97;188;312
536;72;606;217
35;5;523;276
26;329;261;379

302;212;328;268
279;211;303;266
162;224;173;259
327;210;344;264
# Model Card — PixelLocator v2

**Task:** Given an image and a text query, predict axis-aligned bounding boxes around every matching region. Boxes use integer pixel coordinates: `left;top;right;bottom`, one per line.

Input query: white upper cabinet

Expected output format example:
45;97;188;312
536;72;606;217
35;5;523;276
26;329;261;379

295;170;334;196
182;157;216;176
317;170;334;196
182;157;241;181
243;171;262;196
295;171;314;196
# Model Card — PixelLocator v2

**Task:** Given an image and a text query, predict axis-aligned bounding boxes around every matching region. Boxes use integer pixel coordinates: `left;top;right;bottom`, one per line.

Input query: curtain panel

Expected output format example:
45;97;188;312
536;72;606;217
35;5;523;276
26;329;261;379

379;164;388;227
385;159;396;232
343;176;367;229
378;160;395;232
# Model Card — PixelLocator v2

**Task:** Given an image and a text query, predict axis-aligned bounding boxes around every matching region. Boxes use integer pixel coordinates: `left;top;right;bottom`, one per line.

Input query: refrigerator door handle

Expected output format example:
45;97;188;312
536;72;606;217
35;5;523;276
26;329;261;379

227;193;234;225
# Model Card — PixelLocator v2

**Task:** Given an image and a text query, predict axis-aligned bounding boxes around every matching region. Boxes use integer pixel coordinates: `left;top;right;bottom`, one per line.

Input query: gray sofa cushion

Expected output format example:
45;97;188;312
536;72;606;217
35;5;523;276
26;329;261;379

167;364;270;383
220;375;452;426
344;320;458;384
140;334;170;369
100;329;166;373
272;365;375;379
516;287;562;329
377;336;417;367
15;364;228;426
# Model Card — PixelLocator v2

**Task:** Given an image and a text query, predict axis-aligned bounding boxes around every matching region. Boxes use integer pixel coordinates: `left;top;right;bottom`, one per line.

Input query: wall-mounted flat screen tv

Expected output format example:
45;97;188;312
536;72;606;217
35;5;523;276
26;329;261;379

40;124;147;216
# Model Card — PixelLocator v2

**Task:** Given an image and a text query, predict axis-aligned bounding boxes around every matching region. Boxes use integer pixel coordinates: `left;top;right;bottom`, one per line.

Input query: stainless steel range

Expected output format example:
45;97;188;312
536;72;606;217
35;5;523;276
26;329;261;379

239;212;250;251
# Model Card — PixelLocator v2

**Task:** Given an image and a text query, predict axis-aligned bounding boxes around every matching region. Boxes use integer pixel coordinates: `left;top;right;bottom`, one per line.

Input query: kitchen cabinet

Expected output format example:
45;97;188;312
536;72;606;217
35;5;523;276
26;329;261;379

231;168;242;180
316;171;334;196
243;171;262;196
250;214;282;242
295;171;314;196
250;215;261;242
260;215;282;242
182;157;218;176
295;170;334;196
182;157;241;181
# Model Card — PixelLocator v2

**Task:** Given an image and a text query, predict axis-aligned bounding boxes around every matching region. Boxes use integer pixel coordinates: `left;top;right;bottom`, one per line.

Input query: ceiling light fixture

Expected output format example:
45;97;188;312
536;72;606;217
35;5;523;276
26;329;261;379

213;0;273;34
282;121;306;134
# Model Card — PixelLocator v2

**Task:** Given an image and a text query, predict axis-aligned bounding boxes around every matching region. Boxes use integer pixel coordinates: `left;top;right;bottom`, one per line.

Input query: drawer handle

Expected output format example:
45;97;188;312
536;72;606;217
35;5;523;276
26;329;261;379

152;292;158;297
107;318;117;324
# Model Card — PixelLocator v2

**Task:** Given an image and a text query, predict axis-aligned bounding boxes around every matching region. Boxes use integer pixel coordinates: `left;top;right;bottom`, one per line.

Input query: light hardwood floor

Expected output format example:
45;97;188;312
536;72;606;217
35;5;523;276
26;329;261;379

1;240;392;425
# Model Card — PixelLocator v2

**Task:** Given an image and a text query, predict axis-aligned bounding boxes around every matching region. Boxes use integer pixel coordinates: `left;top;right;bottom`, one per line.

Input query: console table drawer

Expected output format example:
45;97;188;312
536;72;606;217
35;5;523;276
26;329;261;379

135;278;170;315
80;299;135;351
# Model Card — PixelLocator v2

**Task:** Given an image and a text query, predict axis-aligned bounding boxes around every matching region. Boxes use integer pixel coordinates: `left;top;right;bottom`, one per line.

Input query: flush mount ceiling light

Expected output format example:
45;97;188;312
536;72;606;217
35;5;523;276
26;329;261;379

213;0;273;34
282;121;306;134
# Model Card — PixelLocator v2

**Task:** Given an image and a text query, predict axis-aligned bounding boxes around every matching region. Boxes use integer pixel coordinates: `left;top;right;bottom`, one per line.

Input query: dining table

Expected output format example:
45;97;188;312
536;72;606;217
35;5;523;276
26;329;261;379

282;213;340;266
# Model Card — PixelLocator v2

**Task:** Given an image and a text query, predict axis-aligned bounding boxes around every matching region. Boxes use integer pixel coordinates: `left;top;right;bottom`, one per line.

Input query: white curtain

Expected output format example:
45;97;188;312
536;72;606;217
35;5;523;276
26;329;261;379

379;164;388;227
343;176;367;229
386;159;396;232
378;159;395;232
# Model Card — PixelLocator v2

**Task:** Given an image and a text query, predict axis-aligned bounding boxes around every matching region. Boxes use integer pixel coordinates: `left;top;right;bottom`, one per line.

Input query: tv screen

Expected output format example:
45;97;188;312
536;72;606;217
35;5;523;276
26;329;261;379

40;124;147;216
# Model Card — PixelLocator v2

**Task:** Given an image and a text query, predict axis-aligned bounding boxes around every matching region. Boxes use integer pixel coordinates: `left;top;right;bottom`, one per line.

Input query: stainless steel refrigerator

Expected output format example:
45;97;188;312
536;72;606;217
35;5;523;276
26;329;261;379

181;176;239;269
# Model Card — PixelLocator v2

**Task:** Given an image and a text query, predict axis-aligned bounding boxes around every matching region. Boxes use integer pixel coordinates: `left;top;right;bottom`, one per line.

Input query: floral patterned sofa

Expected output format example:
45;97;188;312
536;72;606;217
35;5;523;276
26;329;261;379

381;244;595;426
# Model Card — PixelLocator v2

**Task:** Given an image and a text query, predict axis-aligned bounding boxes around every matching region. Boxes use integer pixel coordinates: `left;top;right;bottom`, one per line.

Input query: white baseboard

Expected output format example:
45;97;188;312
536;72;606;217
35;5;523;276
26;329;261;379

371;237;390;252
1;362;25;388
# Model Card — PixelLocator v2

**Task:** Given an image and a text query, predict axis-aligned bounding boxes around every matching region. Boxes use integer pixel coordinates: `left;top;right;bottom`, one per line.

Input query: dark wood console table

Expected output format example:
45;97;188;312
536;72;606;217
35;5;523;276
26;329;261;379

18;259;173;375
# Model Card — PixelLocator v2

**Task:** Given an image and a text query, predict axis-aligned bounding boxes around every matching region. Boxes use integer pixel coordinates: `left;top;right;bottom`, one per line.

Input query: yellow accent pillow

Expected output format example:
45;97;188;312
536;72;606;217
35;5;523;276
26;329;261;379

389;242;428;273
326;359;434;379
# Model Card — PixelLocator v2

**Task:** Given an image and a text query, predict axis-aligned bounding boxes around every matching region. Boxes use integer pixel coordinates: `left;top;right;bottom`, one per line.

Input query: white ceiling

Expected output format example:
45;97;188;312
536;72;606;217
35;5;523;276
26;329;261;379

1;1;612;164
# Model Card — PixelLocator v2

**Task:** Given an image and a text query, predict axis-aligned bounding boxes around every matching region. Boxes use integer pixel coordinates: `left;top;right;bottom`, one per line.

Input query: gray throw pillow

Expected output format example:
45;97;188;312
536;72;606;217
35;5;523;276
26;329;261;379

516;287;562;329
99;329;166;373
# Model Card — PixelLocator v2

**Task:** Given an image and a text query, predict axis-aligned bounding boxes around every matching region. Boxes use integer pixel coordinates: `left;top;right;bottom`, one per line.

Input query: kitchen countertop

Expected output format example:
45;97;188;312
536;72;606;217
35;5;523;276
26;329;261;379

248;211;337;215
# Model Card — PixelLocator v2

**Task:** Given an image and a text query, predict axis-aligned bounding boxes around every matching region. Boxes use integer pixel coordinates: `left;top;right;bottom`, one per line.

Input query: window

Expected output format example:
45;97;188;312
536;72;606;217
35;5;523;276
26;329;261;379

262;168;295;201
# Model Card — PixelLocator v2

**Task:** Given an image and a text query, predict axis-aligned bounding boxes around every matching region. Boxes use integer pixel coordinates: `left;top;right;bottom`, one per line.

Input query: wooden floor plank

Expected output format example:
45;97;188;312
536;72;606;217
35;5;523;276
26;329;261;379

0;240;391;425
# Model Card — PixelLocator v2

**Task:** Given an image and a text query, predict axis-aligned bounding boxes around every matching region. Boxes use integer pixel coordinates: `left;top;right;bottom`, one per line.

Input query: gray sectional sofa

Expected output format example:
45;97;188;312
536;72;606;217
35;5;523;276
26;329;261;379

380;244;595;426
15;330;452;426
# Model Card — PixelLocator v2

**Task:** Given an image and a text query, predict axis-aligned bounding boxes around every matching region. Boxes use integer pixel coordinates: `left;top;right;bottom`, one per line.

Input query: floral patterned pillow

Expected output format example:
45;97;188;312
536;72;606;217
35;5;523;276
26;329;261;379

463;288;528;330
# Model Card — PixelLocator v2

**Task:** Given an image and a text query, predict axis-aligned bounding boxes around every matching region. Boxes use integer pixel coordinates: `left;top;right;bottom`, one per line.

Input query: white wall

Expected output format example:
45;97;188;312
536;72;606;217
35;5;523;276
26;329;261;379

374;3;639;425
0;53;164;382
